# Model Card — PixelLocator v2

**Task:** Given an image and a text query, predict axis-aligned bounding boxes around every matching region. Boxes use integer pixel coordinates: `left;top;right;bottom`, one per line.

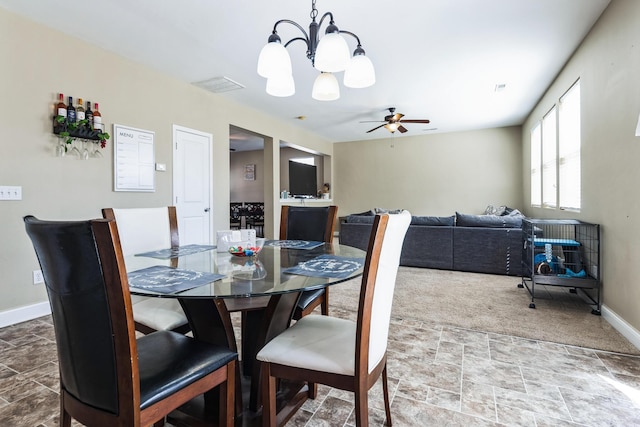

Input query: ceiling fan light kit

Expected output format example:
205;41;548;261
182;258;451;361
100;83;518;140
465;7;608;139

257;0;375;100
364;107;431;134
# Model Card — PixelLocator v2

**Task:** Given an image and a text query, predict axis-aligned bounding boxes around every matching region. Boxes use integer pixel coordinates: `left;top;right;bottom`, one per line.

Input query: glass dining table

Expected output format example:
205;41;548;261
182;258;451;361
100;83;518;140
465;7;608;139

124;240;366;424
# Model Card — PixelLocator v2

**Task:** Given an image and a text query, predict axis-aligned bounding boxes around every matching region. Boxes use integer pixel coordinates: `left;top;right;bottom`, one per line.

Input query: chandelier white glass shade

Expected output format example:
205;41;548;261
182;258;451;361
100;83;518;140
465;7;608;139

312;72;340;101
257;0;375;100
343;46;376;88
266;74;295;97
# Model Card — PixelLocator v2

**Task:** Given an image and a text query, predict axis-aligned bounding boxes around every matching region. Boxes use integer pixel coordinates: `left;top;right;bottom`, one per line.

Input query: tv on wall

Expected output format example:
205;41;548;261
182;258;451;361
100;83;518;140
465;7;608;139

289;161;317;197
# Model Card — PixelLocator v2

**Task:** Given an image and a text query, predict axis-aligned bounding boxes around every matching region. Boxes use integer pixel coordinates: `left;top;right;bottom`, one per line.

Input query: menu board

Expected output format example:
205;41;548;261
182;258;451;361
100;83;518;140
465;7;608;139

113;124;155;192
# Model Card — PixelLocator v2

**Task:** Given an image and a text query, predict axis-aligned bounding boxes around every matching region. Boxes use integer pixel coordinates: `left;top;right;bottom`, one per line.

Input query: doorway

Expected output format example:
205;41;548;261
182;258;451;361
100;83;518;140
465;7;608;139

229;126;266;236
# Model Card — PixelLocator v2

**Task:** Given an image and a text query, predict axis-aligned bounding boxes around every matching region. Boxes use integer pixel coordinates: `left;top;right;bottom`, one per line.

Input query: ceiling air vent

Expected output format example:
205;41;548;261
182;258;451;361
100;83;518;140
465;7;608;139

193;76;245;93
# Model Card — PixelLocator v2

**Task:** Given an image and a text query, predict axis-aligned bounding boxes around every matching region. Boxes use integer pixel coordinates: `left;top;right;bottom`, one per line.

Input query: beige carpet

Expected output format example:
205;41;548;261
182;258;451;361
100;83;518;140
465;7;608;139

331;266;640;355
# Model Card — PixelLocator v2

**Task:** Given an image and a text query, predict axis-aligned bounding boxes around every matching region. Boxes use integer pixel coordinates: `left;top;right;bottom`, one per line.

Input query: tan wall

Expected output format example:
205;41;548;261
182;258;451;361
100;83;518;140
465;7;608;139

230;150;265;203
333;126;524;217
521;0;640;330
0;8;332;314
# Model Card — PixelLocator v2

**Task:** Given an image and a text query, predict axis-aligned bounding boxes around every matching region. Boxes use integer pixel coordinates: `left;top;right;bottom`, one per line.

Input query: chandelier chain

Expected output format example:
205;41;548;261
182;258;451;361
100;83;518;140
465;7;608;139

310;0;318;21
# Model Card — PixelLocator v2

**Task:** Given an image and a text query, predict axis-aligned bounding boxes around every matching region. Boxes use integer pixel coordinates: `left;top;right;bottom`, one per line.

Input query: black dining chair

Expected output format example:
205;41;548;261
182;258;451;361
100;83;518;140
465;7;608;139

279;205;338;319
245;202;265;237
258;211;411;427
24;216;237;427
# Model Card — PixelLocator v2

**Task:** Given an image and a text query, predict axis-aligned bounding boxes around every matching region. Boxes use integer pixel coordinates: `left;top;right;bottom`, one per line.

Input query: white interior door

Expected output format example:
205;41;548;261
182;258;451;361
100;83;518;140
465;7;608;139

173;125;212;245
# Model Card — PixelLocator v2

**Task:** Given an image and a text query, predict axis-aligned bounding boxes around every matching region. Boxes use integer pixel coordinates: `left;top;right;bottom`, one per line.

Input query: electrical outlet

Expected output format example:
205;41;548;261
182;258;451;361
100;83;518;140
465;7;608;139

33;269;44;285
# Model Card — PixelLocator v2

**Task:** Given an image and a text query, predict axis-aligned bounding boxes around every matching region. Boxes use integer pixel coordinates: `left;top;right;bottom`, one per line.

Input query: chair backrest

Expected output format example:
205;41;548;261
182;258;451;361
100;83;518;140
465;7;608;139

102;207;179;256
245;202;264;221
24;216;139;419
230;203;243;222
356;211;411;375
279;205;338;243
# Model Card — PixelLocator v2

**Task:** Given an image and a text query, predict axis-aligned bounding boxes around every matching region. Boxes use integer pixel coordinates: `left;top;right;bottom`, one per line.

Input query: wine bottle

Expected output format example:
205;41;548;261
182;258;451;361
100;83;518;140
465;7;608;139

85;101;93;127
56;93;66;118
66;96;76;124
76;98;85;122
92;102;102;130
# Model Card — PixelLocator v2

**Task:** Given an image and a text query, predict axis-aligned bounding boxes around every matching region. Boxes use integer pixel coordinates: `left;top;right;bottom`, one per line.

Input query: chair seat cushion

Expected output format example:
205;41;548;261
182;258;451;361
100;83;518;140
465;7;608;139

257;315;356;376
137;331;236;409
296;288;325;310
132;297;188;331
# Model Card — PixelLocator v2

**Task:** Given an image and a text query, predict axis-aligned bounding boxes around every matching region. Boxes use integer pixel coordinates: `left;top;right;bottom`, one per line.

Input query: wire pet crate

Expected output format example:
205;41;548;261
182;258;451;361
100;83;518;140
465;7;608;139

520;219;601;315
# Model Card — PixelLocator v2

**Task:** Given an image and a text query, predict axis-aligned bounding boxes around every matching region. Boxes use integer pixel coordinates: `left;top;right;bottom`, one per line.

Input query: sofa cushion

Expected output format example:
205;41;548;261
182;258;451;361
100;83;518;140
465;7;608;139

346;215;376;224
456;212;523;228
410;215;455;226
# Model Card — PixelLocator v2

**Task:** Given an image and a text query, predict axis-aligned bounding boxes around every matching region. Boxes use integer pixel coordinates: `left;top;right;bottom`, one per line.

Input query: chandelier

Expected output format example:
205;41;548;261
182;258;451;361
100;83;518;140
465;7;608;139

257;0;375;101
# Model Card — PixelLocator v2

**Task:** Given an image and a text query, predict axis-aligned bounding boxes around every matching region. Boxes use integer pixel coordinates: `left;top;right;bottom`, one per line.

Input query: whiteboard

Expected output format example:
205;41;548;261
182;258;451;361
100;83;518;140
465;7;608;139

113;124;155;192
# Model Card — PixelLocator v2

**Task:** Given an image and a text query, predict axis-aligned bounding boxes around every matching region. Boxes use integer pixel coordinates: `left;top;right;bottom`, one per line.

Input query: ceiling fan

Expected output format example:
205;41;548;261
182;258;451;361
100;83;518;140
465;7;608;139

362;107;430;134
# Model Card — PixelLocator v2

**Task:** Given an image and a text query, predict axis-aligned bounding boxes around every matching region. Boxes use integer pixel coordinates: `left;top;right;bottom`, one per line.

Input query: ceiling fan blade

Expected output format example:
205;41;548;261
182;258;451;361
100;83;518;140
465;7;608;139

399;119;430;124
398;125;408;133
366;123;387;133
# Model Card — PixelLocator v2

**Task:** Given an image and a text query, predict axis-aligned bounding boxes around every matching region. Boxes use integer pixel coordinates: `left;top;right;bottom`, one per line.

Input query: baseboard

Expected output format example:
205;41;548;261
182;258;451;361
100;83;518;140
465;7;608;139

602;304;640;351
0;302;51;328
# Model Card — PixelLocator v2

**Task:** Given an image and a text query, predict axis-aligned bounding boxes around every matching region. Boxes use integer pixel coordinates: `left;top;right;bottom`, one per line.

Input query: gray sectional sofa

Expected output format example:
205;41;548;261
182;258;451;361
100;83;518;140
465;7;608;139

339;211;524;276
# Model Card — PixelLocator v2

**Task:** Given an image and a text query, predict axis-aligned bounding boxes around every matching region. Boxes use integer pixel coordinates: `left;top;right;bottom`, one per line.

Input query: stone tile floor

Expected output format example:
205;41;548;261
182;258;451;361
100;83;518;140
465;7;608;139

1;308;640;426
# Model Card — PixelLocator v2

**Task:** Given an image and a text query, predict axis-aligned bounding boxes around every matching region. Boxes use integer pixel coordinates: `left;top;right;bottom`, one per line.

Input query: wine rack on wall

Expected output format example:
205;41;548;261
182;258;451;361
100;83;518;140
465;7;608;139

51;93;109;158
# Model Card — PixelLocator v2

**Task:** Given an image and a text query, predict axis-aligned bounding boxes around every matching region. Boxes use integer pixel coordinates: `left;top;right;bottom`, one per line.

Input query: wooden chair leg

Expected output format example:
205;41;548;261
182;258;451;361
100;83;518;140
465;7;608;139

382;364;392;426
354;388;369;427
308;382;318;399
220;360;236;427
60;397;71;427
261;363;276;427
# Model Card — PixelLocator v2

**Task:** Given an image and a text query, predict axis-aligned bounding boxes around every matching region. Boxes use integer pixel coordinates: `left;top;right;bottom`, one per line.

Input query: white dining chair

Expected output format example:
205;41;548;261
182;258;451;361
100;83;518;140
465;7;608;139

102;207;190;335
257;210;411;427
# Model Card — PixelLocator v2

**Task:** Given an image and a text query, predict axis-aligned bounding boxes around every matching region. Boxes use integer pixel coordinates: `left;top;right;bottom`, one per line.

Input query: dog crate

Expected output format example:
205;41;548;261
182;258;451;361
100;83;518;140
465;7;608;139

520;219;601;315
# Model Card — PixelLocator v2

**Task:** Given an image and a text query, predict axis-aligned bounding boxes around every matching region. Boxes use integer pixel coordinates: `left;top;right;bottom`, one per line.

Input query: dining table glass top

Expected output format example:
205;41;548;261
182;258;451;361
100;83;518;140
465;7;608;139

124;241;366;299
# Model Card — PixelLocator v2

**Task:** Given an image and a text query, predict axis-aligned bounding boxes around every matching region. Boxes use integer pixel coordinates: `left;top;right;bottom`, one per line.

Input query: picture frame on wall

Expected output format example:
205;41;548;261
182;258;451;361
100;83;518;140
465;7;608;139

244;164;255;180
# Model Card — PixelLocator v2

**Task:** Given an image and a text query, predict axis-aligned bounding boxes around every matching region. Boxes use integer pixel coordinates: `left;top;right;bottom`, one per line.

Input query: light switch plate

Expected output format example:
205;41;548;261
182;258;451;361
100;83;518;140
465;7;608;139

0;186;22;200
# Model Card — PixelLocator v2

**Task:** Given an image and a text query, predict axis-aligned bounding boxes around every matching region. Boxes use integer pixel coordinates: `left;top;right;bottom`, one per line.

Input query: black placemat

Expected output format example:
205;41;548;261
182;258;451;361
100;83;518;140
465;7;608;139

283;255;365;279
135;244;216;259
128;265;224;294
265;240;324;250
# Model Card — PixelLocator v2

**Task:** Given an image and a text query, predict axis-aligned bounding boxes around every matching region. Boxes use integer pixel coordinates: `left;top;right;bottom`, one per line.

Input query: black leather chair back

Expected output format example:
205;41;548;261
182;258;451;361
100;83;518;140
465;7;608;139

24;217;119;414
282;206;332;242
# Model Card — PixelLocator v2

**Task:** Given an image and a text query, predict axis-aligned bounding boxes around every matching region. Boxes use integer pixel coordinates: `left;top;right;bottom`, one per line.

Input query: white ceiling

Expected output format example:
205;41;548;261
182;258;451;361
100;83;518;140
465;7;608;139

1;0;610;147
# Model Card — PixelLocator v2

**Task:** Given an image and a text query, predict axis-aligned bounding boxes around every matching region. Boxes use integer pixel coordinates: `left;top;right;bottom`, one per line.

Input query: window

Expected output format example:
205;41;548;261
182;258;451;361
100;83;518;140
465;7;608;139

530;79;581;211
558;81;581;210
530;123;541;206
542;107;557;208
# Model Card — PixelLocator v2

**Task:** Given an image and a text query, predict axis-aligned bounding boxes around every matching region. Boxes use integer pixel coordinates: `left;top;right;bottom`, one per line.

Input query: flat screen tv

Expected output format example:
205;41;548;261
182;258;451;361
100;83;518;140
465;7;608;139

289;161;317;197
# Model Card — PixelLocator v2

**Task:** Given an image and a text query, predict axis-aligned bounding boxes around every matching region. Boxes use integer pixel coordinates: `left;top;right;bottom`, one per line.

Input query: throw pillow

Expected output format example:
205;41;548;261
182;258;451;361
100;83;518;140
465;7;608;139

484;204;507;216
351;209;375;216
374;207;403;214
